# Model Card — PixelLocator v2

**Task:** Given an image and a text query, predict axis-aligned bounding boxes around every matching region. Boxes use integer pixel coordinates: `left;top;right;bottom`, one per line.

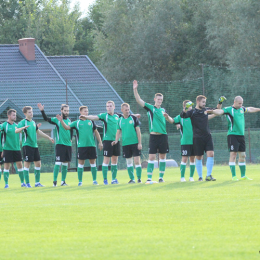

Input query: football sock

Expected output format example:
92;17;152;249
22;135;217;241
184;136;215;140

91;164;97;181
111;164;117;180
147;160;155;180
102;164;108;180
34;167;41;183
190;162;195;178
206;157;214;176
196;159;203;178
127;165;135;180
77;164;84;183
180;162;186;178
53;163;61;181
23;167;29;184
229;162;236;177
18;168;24;184
239;162;246;177
4;169;9;185
135;165;142;179
159;159;166;179
61;163;68;182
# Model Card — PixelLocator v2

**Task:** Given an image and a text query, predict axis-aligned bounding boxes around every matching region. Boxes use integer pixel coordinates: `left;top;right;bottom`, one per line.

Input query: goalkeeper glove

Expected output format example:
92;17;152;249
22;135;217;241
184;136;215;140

185;101;194;110
219;96;227;104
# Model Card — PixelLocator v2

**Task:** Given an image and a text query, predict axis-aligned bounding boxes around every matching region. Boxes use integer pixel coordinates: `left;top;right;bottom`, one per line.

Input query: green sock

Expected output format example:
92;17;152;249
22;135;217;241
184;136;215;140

77;165;84;182
239;162;246;177
180;163;186;178
91;165;97;181
147;161;154;180
111;164;117;180
53;164;60;181
61;164;68;182
229;163;236;177
0;170;2;180
190;163;195;178
23;168;29;184
4;170;9;184
102;164;108;180
127;166;135;180
136;165;142;179
159;160;166;178
35;167;41;183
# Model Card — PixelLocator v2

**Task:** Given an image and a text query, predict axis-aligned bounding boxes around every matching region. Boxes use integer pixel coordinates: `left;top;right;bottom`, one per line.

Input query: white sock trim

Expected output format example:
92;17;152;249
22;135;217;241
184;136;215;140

62;163;68;167
4;169;9;172
127;164;133;167
229;162;236;166
35;167;41;170
102;163;109;167
18;168;23;172
159;159;166;162
135;165;141;168
148;160;155;164
23;167;29;171
181;162;186;165
55;162;62;165
90;164;96;167
239;162;246;166
78;164;84;168
190;162;195;165
111;164;117;166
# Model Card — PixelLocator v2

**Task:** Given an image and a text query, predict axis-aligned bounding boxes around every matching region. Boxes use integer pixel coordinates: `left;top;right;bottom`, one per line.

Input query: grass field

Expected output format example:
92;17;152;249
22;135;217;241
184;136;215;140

0;165;260;260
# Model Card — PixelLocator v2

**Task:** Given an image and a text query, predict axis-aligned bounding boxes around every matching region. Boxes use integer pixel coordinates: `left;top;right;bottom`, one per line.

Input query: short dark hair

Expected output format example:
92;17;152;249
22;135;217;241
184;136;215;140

196;95;207;102
22;106;32;114
79;106;88;112
61;104;69;110
7;109;16;116
183;100;191;108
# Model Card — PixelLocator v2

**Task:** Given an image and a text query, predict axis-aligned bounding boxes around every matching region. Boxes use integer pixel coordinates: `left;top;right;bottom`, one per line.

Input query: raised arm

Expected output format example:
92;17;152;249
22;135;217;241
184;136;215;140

217;96;226;109
79;115;100;121
37;103;52;123
163;112;174;124
56;114;71;130
15;125;30;133
94;129;103;151
135;127;142;150
133;80;145;107
207;109;224;116
37;129;55;143
246;107;260;113
111;129;121;146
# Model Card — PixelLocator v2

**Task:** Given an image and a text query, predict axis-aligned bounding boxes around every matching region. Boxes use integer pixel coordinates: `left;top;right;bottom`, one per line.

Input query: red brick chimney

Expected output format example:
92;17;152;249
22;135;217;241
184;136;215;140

18;38;35;61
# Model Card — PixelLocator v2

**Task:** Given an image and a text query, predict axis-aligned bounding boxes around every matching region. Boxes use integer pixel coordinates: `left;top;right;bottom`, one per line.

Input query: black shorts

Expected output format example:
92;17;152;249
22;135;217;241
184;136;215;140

193;135;214;156
55;144;72;162
228;135;246;152
181;145;195;157
3;150;22;163
103;141;120;157
123;144;141;158
77;147;97;160
0;152;3;165
149;134;169;154
23;146;41;162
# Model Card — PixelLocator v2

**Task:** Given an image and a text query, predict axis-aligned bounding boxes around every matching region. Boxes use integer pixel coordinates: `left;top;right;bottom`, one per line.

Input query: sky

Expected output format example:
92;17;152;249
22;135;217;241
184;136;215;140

71;0;96;16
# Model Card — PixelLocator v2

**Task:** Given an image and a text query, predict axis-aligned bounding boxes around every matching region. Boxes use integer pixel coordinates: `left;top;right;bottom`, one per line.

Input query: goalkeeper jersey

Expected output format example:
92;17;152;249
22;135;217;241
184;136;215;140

144;103;167;134
222;106;248;136
173;115;193;145
0;122;20;151
18;119;38;148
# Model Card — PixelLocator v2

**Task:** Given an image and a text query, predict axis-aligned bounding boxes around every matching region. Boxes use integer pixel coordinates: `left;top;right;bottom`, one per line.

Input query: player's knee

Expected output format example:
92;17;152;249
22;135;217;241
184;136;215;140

182;156;188;163
239;152;246;159
126;158;133;167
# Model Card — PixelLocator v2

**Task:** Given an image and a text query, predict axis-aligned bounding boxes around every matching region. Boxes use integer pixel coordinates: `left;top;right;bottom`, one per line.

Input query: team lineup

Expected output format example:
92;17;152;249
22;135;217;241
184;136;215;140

1;80;260;188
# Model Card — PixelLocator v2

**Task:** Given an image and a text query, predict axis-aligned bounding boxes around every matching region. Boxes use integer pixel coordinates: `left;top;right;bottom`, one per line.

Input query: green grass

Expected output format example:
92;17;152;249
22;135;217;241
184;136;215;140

0;165;260;260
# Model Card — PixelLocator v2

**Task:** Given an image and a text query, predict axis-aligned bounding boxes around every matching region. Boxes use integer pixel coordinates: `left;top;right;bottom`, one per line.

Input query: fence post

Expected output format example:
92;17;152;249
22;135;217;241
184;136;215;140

201;64;205;95
248;128;252;163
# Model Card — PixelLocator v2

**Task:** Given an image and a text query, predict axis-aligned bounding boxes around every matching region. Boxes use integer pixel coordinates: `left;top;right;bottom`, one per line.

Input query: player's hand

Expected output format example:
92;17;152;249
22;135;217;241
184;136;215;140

163;112;169;119
23;126;30;129
133;80;138;89
50;138;55;144
98;142;103;151
111;141;117;146
185;101;194;110
219;96;227;104
79;115;87;120
176;124;181;130
37;123;42;128
37;103;44;111
206;109;213;114
138;143;142;150
135;114;141;119
56;114;63;121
